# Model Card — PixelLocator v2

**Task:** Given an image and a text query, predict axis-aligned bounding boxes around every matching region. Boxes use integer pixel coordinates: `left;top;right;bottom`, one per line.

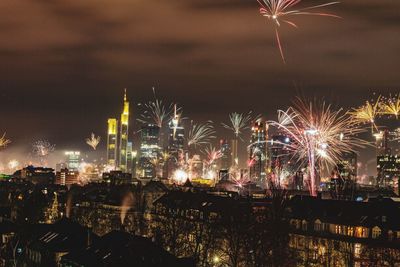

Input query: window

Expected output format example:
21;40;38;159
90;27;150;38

302;220;308;231
347;226;354;236
314;219;322;232
355;226;368;238
354;243;361;258
388;230;394;241
372;226;381;239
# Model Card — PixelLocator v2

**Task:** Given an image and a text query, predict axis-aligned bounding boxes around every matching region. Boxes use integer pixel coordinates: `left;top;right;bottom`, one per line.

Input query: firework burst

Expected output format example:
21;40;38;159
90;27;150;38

86;133;101;150
222;112;256;140
257;0;340;63
348;96;381;132
0;133;11;148
203;145;223;166
187;121;216;148
268;98;366;196
32;140;55;158
380;95;400;118
138;87;176;128
7;160;19;170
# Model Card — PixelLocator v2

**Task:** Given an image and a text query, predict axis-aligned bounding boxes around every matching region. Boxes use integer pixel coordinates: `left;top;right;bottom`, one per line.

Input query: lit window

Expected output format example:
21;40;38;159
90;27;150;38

372;226;381;239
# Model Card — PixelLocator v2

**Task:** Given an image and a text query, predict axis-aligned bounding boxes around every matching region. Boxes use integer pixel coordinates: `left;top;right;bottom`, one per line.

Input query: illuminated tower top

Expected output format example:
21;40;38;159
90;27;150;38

119;89;130;172
121;88;129;123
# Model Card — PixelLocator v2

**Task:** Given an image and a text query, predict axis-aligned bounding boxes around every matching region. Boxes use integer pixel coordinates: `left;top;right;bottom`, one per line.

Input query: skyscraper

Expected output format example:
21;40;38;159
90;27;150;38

336;151;357;179
107;118;118;167
64;151;81;171
119;89;130;172
375;129;391;156
139;124;161;179
166;106;184;178
249;121;267;185
126;141;133;174
231;139;238;167
377;155;400;186
220;139;231;170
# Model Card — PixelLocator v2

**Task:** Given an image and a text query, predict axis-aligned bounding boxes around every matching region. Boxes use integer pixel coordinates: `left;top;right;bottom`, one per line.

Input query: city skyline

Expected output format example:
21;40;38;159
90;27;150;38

1;89;400;178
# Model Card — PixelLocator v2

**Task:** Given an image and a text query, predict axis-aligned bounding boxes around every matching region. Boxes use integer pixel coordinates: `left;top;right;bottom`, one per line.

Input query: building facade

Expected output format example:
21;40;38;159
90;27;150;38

139;124;161;179
119;89;130;172
249;121;267;185
107;118;118;168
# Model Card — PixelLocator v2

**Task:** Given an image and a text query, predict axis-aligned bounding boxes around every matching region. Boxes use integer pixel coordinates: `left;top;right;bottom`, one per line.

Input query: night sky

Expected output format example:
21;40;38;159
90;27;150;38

0;0;399;174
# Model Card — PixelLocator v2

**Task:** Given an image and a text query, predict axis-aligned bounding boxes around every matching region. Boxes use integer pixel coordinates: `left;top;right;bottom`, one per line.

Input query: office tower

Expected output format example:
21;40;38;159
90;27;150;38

119;89;130;172
131;150;137;178
189;155;203;179
107;118;118;167
126;141;133;174
231;139;238;166
139;124;161;178
55;168;79;186
220;139;231;170
269;135;297;186
375;129;391;156
166;106;184;178
336;152;357;179
249;121;267;184
64;151;80;171
377;155;400;186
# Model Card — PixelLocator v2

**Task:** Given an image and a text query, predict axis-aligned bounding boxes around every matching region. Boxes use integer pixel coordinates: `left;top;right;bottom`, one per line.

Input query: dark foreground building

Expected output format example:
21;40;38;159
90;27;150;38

24;218;94;267
288;195;400;266
60;230;194;267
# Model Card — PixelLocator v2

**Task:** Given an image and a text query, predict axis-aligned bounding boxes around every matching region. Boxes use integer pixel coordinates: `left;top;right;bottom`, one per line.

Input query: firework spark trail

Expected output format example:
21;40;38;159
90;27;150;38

222;112;255;140
86;133;101;150
348;96;381;132
257;0;340;63
137;88;177;129
380;94;400;118
187;121;216;148
171;104;182;140
268;99;367;196
32;140;55;158
0;133;11;148
203;145;223;166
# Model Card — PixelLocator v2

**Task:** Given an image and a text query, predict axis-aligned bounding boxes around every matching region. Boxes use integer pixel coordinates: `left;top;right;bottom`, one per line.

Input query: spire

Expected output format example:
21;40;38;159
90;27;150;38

123;88;127;102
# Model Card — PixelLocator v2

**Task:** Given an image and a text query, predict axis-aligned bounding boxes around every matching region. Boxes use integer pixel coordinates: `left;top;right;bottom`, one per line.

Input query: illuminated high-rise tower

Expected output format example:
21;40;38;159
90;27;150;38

107;118;118;167
163;105;184;178
119;89;130;172
249;121;267;185
220;139;231;170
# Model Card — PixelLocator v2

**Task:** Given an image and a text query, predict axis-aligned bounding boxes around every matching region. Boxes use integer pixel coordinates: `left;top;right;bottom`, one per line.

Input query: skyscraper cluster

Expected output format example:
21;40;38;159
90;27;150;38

107;89;134;173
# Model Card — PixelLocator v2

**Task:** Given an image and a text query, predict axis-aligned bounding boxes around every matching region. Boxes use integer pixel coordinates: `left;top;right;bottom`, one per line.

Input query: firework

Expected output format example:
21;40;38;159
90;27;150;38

268;99;366;196
138;87;175;128
222;112;254;139
348;96;381;132
257;0;340;63
32;140;55;158
170;104;182;140
187;121;216;148
380;95;400;118
203;145;223;166
222;112;258;166
86;133;101;150
7;160;19;170
0;133;11;148
172;169;189;184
